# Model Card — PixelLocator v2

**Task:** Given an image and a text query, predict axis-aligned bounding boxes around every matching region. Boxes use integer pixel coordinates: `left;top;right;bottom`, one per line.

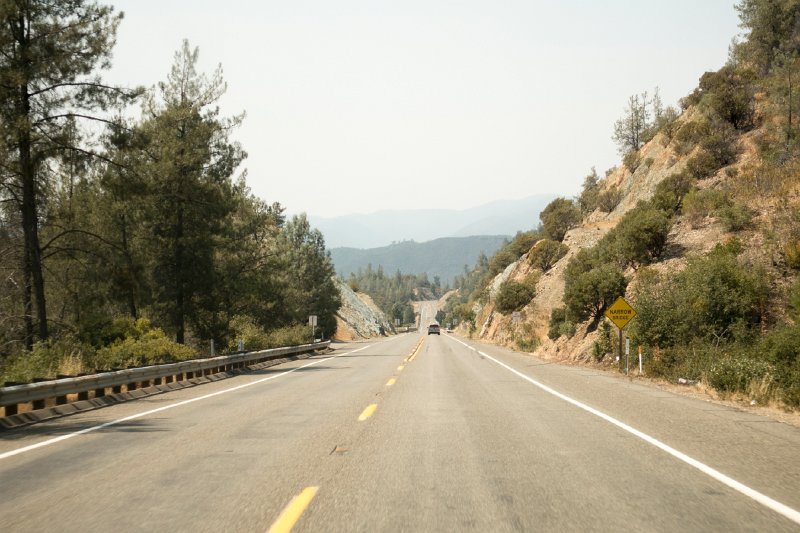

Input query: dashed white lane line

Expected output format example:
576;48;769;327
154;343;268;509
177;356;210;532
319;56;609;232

447;335;800;526
0;344;376;461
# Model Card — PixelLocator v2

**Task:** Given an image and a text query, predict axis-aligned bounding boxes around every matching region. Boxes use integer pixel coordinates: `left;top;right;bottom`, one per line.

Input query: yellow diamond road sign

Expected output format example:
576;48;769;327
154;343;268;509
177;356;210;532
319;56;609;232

605;296;636;330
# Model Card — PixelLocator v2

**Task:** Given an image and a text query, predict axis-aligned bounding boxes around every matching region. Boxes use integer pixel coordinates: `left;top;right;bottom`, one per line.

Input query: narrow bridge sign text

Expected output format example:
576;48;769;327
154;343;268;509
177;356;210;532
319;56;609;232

605;297;636;330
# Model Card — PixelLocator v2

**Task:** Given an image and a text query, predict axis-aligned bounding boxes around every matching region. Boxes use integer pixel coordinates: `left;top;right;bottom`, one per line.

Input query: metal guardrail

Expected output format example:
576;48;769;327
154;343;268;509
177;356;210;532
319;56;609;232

0;341;330;417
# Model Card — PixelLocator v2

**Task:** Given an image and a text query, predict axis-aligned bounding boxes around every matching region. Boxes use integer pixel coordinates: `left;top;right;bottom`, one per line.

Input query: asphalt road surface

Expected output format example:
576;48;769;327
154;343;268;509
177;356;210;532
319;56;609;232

1;327;799;532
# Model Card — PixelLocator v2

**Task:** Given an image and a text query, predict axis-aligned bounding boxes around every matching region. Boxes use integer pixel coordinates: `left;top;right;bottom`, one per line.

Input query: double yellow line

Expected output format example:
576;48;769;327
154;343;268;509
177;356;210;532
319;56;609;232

359;337;425;422
268;337;427;533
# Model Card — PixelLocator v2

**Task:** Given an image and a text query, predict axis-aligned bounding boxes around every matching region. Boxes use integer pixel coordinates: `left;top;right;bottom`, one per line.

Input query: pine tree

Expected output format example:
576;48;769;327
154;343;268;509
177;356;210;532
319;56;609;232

137;41;245;343
0;1;133;345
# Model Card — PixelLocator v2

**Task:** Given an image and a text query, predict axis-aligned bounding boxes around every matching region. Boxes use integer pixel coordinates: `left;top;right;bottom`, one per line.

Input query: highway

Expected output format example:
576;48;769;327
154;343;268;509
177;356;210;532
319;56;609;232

1;310;799;531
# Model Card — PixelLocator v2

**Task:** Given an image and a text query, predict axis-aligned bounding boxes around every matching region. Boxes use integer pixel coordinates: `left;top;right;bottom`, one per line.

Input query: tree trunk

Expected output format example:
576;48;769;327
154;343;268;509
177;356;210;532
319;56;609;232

119;217;138;318
16;12;48;341
22;244;33;351
19;113;48;341
175;206;185;344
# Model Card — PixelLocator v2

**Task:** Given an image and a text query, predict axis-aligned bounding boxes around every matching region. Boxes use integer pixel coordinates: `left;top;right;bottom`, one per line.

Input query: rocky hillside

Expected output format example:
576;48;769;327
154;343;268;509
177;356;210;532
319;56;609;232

448;1;800;409
334;278;393;340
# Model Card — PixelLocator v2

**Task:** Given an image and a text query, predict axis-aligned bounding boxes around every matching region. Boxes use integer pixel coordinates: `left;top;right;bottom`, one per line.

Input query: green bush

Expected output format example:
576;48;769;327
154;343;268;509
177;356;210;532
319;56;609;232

548;307;575;340
0;335;94;383
650;173;694;214
678;246;768;341
563;262;628;323
266;324;314;347
529;239;568;272
596;188;622;212
495;280;535;314
601;203;672;268
707;355;773;394
592;321;613;361
514;323;540;352
623;150;641;172
539;198;581;242
683;188;729;227
92;320;196;369
718;203;755;231
227;314;272;352
629;268;684;349
630;246;767;348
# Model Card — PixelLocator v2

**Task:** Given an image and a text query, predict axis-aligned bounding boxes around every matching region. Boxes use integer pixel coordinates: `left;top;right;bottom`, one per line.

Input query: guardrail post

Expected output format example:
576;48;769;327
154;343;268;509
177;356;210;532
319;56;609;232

95;386;106;398
32;378;48;409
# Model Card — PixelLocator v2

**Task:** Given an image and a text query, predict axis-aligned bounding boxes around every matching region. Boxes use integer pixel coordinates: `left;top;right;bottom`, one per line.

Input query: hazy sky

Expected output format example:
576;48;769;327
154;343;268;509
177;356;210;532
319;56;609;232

106;1;741;218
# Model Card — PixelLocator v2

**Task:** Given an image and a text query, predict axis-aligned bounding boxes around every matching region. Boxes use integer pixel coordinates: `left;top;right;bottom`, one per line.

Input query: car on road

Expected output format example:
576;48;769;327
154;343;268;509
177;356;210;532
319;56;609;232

427;324;440;335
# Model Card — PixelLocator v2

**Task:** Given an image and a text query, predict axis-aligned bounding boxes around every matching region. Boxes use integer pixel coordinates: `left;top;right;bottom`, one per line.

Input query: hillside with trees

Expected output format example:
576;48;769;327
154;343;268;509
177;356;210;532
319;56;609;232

445;0;800;410
0;3;340;382
330;235;509;287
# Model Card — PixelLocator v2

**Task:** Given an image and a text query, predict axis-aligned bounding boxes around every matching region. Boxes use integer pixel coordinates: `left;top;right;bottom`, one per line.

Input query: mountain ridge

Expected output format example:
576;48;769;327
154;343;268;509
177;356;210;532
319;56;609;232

310;194;554;248
330;235;510;286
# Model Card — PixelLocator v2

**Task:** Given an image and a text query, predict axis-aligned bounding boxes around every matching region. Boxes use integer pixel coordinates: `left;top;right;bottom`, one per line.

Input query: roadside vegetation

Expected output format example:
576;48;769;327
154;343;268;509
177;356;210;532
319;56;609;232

447;0;800;409
0;3;340;383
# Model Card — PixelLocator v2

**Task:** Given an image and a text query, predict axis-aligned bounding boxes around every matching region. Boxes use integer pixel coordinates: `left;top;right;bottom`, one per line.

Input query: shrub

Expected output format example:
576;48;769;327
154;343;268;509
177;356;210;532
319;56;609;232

578;167;600;214
676;246;768;342
548;307;575;340
592;321;613;361
266;325;314;347
623;150;641;172
790;278;800;318
92;320;196;369
529;239;568;272
650;173;693;214
563;263;628;323
707;355;773;394
228;314;272;352
683;188;729;227
0;335;94;383
718;203;755;231
602;203;672;268
673;120;710;155
685;150;722;180
495;281;535;314
539;198;581;242
596;188;623;212
514;323;540;352
786;240;800;270
629;268;685;349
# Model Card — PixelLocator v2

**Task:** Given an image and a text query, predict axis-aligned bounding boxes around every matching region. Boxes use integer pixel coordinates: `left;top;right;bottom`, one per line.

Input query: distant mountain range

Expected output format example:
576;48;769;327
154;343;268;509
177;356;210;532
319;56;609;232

309;194;555;249
330;235;510;286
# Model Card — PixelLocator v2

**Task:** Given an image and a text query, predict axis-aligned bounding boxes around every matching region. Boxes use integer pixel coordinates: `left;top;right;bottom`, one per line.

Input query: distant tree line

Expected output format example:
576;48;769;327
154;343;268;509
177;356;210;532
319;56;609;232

346;265;443;325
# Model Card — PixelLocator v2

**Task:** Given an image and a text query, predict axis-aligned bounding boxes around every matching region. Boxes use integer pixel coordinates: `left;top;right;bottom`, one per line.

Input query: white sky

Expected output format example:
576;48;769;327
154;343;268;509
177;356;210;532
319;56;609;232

105;1;742;217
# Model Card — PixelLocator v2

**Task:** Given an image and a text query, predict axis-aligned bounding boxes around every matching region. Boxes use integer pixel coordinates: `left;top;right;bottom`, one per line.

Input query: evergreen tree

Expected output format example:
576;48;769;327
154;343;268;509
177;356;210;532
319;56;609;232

137;41;245;343
0;0;134;345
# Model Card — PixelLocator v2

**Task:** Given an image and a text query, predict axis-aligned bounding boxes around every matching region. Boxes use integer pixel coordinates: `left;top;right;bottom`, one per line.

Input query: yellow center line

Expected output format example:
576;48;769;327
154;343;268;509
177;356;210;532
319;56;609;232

267;486;319;533
386;378;396;387
397;364;405;372
358;403;378;421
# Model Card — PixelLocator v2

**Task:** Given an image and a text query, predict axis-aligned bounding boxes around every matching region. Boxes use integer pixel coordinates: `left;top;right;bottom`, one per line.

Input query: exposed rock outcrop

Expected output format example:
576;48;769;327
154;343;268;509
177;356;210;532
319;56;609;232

334;278;392;340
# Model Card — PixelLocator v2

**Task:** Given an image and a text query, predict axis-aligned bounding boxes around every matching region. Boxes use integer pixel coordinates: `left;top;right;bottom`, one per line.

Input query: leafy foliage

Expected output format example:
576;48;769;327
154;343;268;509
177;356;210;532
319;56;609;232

495;280;535;314
539;198;580;242
529;239;568;272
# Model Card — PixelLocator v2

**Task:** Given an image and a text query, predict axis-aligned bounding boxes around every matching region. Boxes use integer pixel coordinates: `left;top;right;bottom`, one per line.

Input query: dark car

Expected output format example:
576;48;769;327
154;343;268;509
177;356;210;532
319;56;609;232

427;324;440;335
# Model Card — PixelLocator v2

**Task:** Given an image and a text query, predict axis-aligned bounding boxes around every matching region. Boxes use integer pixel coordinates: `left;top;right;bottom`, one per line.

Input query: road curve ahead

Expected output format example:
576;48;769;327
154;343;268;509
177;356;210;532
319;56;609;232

1;332;799;532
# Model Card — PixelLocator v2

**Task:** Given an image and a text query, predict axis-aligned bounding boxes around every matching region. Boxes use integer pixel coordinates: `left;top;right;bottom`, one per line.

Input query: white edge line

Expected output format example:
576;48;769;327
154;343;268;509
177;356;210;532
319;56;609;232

446;335;800;526
0;344;375;461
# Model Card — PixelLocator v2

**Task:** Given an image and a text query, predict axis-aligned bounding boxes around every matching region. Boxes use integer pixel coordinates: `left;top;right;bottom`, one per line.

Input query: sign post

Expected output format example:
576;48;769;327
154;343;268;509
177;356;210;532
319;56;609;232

308;315;318;342
604;296;637;375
